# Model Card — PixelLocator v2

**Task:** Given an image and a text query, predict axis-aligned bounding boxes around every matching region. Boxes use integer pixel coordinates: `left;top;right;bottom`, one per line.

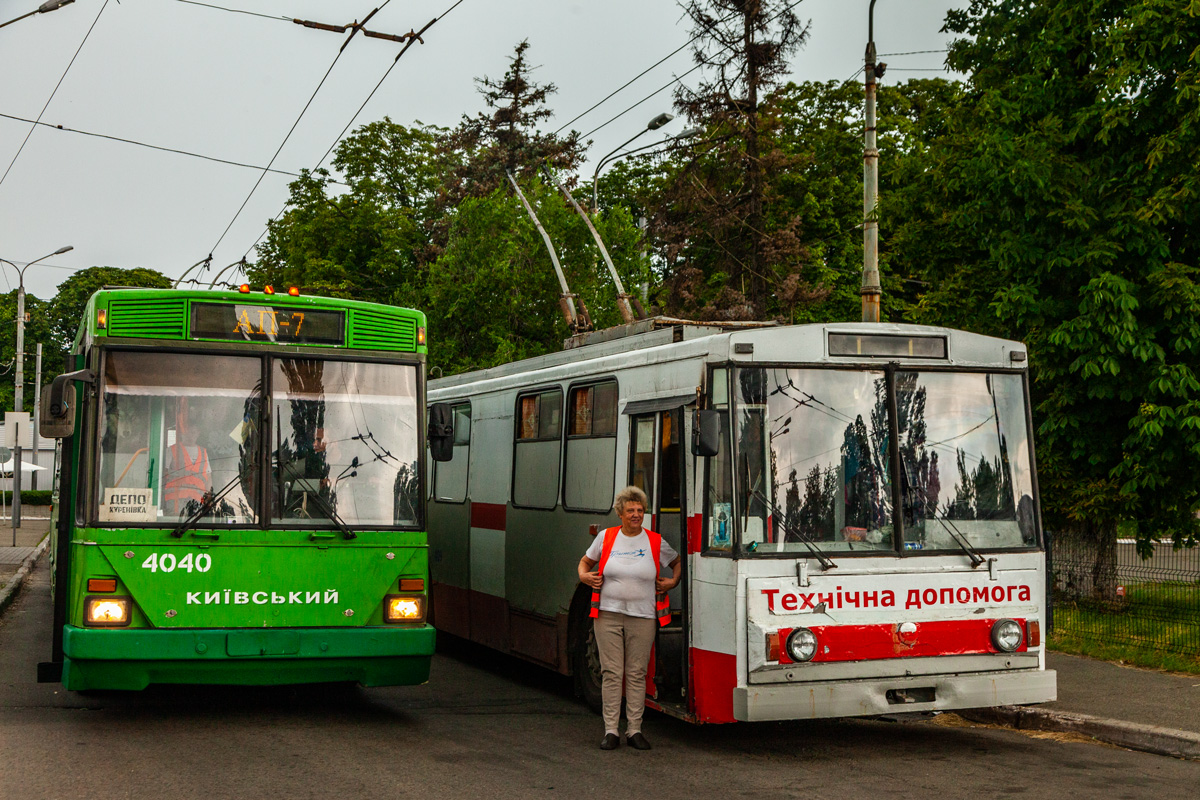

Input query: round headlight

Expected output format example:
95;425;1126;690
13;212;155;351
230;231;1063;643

992;619;1023;652
786;627;818;662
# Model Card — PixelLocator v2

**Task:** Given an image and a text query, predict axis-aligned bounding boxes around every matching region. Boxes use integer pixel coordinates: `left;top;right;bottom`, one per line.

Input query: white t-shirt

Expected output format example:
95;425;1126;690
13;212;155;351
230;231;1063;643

585;528;678;620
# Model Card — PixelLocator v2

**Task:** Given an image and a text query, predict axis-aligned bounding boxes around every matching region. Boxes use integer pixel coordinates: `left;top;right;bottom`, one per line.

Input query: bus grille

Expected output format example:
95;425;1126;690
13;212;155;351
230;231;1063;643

348;310;417;351
108;299;187;339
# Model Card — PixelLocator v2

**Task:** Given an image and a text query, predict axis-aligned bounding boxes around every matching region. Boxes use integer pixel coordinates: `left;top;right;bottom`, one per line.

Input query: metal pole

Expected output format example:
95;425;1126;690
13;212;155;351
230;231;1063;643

861;0;882;323
548;171;636;324
15;278;25;414
12;422;20;540
505;170;580;330
32;343;41;491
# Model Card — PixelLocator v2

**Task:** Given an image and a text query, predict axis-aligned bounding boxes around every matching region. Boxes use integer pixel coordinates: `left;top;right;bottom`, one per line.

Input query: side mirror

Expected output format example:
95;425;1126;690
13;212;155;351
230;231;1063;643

40;368;94;439
428;402;454;463
692;409;721;457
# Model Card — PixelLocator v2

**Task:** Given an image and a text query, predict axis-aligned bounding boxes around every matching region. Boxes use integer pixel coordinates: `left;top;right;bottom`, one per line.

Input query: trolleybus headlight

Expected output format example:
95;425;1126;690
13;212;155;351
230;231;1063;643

991;619;1023;652
84;596;132;627
785;627;818;662
384;595;425;623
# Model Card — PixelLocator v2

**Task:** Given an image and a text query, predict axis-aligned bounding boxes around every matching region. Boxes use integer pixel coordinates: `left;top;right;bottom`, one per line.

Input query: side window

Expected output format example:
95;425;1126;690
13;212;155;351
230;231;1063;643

705;369;733;551
433;402;471;503
564;381;618;512
512;388;562;509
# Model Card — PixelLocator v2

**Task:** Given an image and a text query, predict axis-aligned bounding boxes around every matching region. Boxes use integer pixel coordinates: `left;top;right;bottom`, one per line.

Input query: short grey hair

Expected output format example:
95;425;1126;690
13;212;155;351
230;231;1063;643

614;485;649;515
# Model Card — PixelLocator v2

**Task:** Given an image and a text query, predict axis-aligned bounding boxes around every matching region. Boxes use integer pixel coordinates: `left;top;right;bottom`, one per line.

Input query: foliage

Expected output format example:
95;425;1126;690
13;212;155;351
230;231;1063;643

650;0;813;320
896;0;1200;560
0;290;52;413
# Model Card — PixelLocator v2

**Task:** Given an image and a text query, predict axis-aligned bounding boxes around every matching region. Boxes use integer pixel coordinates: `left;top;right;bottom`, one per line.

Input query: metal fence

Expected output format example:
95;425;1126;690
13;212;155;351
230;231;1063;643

1048;532;1200;657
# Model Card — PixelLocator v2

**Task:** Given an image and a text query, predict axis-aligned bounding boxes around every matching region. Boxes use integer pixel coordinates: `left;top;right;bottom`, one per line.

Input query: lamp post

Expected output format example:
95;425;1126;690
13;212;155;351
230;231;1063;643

591;112;675;213
1;245;72;414
0;0;75;31
862;0;887;323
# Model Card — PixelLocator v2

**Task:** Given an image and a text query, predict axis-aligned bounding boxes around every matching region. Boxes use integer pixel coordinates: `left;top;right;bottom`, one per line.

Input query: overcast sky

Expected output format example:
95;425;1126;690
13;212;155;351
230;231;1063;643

0;0;967;300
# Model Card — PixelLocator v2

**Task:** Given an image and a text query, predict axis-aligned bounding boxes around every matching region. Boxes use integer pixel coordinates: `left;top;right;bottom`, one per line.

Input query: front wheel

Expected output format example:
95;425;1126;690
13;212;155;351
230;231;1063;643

572;612;603;713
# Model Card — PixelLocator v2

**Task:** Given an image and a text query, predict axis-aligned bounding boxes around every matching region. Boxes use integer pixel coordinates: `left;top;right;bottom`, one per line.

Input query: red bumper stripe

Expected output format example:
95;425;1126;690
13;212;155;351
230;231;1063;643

776;619;1027;664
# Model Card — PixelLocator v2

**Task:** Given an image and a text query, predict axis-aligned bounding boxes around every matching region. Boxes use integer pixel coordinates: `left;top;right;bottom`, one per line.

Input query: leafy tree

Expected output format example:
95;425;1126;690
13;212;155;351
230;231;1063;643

896;0;1200;579
45;265;172;361
0;291;52;413
650;0;813;320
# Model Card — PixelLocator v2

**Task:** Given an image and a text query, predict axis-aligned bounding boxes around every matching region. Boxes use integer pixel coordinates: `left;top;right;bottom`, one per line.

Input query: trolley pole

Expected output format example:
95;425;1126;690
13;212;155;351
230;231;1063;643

862;0;883;323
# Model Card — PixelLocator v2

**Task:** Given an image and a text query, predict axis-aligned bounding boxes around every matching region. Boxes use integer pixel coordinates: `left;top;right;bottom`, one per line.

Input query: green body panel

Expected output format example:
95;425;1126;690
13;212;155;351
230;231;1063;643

79;289;428;354
61;624;434;690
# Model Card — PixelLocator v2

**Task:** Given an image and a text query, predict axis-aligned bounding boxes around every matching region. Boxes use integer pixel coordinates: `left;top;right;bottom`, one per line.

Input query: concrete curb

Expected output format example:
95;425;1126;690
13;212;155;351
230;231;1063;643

0;535;49;617
960;706;1200;761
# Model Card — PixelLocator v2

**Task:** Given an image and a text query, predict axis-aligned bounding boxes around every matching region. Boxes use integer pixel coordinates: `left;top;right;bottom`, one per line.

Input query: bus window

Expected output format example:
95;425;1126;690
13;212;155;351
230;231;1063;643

96;351;262;525
737;367;894;554
564;381;617;512
705;369;733;551
512;388;562;509
272;358;421;527
897;371;1036;550
433;403;471;503
630;415;656;510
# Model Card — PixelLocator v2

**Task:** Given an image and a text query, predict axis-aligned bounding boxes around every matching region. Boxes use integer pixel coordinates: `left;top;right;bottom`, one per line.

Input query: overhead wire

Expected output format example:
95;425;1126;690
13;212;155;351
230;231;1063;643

208;0;398;256
239;0;467;261
171;0;292;23
0;112;347;184
0;0;112;192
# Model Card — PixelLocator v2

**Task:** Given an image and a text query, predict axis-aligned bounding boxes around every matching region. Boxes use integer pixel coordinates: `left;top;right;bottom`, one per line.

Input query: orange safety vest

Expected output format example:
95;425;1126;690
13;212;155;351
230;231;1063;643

163;444;210;513
589;526;672;627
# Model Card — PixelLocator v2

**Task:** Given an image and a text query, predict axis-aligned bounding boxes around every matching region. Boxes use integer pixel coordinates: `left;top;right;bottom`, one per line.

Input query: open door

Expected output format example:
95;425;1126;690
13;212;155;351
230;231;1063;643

628;406;687;710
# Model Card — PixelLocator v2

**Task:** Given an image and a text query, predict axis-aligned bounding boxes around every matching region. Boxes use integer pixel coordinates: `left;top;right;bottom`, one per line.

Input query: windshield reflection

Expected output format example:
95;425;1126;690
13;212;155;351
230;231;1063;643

733;367;1037;554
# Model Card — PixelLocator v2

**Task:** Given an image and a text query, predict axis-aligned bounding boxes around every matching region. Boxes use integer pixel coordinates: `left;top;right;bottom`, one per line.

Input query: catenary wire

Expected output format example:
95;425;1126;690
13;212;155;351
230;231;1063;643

171;0;292;23
0;0;112;192
0;112;347;184
239;0;467;261
208;0;398;256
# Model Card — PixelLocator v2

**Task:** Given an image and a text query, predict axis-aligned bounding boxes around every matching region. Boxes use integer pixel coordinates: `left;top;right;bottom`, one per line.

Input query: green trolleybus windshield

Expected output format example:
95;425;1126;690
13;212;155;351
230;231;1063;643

710;366;1038;555
95;351;421;528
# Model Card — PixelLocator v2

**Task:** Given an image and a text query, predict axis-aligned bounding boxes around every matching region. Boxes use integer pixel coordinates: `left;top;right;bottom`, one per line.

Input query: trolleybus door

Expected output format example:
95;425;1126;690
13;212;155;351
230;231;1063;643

628;408;687;706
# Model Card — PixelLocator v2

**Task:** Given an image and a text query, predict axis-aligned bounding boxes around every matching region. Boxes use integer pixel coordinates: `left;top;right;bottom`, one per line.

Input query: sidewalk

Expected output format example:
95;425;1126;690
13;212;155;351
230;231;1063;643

959;651;1200;760
0;508;52;616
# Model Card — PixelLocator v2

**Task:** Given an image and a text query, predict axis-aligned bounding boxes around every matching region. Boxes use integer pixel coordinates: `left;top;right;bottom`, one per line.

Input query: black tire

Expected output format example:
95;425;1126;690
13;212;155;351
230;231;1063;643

572;610;603;713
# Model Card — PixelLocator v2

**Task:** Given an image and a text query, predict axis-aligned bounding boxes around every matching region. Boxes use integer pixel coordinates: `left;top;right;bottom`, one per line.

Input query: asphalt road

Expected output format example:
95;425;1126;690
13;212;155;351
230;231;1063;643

2;559;1197;800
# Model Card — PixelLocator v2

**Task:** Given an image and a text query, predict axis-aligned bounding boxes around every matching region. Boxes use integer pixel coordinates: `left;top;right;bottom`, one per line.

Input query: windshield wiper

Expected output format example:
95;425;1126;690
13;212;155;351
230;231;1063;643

931;515;986;567
748;488;837;571
171;473;244;538
301;489;357;540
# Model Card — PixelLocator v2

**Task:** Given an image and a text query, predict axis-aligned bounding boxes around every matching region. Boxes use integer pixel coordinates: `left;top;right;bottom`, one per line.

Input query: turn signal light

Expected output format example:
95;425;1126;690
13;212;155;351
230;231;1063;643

766;631;780;662
87;578;117;593
399;578;425;592
287;286;300;296
84;596;131;627
1027;619;1041;648
383;595;424;623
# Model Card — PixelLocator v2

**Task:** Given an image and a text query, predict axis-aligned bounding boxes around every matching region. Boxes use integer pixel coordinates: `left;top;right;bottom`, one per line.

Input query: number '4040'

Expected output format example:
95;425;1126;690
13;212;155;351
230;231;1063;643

141;552;212;573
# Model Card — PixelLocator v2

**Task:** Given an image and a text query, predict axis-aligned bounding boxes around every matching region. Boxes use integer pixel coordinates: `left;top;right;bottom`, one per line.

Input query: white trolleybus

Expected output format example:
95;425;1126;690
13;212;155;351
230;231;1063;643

427;320;1056;723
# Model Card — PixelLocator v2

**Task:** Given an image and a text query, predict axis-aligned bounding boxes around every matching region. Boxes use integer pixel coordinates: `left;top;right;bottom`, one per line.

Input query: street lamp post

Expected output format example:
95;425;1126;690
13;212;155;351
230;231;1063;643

862;0;888;323
592;112;674;213
0;0;75;31
1;245;72;414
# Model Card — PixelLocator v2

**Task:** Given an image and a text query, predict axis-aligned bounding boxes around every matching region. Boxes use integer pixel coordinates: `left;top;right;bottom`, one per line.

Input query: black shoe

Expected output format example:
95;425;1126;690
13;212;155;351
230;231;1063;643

600;733;620;750
626;732;651;750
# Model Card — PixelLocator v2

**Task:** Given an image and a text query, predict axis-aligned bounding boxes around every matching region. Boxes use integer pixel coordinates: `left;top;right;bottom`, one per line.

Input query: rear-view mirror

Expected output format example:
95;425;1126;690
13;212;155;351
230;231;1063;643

428;402;454;463
692;409;720;457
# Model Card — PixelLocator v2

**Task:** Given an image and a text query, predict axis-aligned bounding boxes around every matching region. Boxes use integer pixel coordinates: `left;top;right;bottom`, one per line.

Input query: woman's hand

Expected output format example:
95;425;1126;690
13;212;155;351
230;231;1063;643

655;576;677;592
580;571;603;590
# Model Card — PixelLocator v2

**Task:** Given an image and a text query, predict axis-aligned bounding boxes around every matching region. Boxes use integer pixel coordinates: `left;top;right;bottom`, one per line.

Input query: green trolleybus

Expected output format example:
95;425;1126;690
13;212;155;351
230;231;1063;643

37;287;446;691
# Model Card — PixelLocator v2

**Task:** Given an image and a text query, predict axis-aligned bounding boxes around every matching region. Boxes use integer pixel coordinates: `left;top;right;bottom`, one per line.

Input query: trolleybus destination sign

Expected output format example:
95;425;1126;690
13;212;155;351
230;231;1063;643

190;302;344;344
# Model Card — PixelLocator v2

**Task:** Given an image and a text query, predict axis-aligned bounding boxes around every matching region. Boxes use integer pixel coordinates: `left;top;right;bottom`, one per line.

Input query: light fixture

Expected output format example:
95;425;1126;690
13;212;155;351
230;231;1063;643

383;595;424;623
786;627;818;662
85;596;131;627
991;619;1023;652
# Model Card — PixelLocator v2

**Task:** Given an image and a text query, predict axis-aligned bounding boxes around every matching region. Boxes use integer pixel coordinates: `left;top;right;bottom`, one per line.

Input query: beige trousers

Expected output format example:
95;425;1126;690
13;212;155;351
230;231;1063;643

594;610;657;735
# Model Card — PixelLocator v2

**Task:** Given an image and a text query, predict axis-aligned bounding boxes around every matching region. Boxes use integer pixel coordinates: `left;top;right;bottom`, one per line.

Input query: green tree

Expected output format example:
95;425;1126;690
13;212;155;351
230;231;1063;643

45;265;172;356
0;291;52;413
896;0;1200;576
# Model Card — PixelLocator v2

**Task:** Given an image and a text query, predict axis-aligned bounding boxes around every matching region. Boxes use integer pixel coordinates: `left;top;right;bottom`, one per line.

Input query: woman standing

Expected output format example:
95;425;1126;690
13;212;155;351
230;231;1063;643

578;486;680;750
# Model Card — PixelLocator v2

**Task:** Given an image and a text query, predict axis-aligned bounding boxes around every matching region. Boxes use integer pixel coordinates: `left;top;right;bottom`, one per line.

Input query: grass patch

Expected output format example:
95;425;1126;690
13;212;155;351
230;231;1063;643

1050;581;1200;674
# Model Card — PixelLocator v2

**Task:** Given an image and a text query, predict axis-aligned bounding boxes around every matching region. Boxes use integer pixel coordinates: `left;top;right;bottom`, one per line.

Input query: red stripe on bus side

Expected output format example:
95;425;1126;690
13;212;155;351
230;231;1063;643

687;514;702;554
689;647;737;723
470;502;507;531
776;619;1026;664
